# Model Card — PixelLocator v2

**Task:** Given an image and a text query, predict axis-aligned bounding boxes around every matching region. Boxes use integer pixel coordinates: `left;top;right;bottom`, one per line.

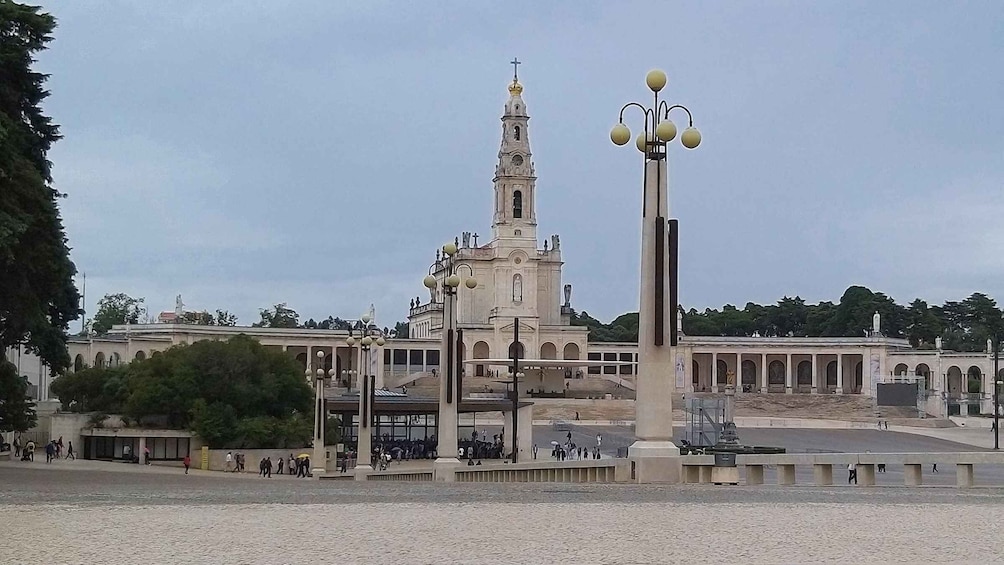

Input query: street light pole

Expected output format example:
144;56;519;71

510;317;522;464
347;315;385;479
995;334;999;450
610;70;701;482
424;242;477;481
309;349;334;478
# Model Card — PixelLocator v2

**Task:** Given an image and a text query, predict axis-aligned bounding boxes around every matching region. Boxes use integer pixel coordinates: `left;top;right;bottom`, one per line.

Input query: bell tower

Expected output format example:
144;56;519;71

491;58;537;242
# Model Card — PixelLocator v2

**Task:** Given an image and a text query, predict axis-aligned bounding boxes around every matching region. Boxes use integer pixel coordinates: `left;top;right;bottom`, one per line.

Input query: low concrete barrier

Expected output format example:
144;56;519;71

681;452;1004;488
366;470;434;481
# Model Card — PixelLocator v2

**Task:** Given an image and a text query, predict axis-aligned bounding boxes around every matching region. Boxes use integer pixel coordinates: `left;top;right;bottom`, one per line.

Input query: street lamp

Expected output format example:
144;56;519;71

423;241;477;480
610;69;701;476
994;334;1000;450
346;314;385;479
306;349;335;477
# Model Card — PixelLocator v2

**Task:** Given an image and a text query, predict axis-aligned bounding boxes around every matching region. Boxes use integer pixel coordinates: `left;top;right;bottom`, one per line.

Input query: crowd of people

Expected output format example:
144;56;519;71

11;435;75;463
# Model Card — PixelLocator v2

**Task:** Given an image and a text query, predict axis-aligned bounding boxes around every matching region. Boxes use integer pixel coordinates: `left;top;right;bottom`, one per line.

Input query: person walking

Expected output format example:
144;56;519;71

932;463;939;473
45;441;54;463
532;444;538;460
277;456;284;475
225;451;233;472
13;435;20;459
847;462;857;485
65;441;75;460
265;457;272;478
183;454;191;474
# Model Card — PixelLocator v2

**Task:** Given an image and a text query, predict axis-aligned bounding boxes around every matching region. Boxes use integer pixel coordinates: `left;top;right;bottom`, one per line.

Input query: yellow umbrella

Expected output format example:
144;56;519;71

296;453;310;458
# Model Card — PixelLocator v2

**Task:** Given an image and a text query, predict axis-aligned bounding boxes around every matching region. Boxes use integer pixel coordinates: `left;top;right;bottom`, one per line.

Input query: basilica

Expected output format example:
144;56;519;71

16;72;1000;421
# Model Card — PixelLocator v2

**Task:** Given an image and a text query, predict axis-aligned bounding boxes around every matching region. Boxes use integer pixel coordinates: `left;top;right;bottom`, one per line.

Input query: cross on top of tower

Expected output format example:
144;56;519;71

511;57;521;81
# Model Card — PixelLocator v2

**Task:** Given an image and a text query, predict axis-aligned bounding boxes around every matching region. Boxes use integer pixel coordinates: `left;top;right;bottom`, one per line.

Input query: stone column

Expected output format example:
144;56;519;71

836;353;844;394
811;353;818;394
760;353;767;393
434;291;461;481
785;353;793;393
306;346;313;384
628;157;680;483
711;352;719;393
736;353;743;392
138;436;147;466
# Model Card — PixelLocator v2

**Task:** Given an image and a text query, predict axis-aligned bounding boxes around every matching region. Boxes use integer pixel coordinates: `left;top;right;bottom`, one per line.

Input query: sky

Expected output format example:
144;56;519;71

35;0;1004;329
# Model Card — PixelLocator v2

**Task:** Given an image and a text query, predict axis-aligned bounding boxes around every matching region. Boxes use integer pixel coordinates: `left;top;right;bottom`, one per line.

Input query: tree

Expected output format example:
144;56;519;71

391;321;409;338
253;303;299;328
0;360;37;433
181;311;214;325
0;3;80;374
50;335;314;448
214;309;238;326
91;293;145;334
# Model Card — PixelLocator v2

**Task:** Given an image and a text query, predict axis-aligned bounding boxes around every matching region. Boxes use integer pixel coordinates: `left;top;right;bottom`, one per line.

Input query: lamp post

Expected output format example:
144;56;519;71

610;70;701;480
505;316;525;463
423;241;477;481
307;349;335;477
346;314;384;479
995;334;1000;450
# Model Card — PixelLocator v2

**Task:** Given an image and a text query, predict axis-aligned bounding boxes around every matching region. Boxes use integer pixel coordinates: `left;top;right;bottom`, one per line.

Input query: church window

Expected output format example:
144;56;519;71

514;229;522;236
513;190;523;218
514;125;521;140
512;274;523;302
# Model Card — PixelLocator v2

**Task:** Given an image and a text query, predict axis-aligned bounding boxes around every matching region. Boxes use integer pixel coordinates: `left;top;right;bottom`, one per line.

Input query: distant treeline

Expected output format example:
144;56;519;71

572;286;1002;352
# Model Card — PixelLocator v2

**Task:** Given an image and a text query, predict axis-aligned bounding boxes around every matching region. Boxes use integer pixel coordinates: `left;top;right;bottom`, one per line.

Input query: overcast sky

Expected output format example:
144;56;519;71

37;1;1004;329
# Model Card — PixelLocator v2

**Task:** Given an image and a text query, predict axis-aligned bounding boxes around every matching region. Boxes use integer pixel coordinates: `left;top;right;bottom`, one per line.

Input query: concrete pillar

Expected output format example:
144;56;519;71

628;158;680;483
858;464;876;486
760;353;768;393
745;465;764;485
904;464;922;486
811;353;818;394
736;353;743;392
785;353;792;393
712;352;719;393
138;436;147;466
503;411;513;459
957;463;974;488
836;353;844;394
813;463;833;486
778;464;796;485
517;405;533;462
434;290;460;482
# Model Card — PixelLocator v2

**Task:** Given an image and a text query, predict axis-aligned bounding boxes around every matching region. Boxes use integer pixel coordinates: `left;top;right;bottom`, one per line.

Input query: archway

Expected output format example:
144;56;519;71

110;352;121;367
796;361;812;387
94;352;105;369
508;341;525;359
473;341;490;377
540;342;557;359
946;366;963;396
768;360;785;387
296;352;307;372
894;363;908;376
741;360;757;389
967;365;983;394
134;350;146;361
562;343;579;360
73;354;84;372
716;359;728;386
826;361;837;388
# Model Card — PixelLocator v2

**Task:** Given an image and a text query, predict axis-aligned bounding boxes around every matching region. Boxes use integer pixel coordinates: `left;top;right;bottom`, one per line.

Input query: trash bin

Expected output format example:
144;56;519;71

714;452;736;467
